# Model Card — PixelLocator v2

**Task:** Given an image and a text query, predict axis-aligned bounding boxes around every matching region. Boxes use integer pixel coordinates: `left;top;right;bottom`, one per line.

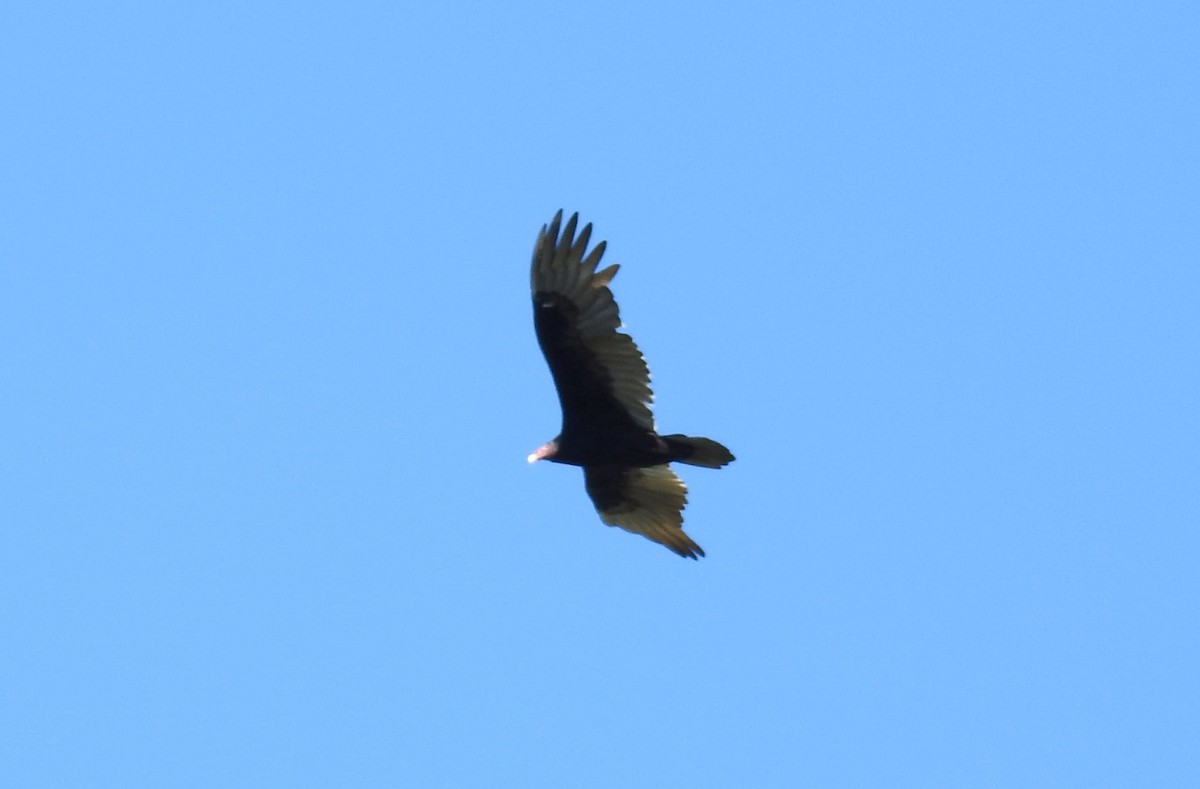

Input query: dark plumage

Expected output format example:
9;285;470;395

527;211;734;559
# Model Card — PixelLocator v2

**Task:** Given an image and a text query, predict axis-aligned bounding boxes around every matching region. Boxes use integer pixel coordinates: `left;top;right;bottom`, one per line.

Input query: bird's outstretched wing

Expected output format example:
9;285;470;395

584;464;703;559
531;211;654;432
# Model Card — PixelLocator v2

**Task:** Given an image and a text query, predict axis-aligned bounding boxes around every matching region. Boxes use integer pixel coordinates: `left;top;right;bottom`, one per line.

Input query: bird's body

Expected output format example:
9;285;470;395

527;211;734;559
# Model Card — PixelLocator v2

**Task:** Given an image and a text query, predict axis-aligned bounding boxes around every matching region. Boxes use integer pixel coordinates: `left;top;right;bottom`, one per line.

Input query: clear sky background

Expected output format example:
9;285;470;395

3;2;1197;787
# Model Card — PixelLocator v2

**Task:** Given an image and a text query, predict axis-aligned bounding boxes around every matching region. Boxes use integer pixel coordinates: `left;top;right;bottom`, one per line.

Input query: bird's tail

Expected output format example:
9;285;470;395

662;435;735;468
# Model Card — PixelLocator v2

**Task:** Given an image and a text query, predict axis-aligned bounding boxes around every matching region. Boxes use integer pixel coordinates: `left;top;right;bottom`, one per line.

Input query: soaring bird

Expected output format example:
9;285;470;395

527;211;734;559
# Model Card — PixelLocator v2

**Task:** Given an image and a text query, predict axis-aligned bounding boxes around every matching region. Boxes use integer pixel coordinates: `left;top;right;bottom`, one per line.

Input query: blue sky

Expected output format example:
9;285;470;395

3;2;1197;786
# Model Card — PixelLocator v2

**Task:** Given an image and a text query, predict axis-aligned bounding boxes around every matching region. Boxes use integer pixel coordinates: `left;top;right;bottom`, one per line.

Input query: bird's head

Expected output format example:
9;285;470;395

526;440;558;464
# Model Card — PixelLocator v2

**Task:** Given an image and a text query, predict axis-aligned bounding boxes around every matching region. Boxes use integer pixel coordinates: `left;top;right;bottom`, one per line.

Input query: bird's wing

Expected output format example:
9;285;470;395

531;211;654;432
584;465;703;559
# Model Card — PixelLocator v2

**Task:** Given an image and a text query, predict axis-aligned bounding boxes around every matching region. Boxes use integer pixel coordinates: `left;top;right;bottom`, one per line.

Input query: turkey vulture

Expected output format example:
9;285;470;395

527;211;735;559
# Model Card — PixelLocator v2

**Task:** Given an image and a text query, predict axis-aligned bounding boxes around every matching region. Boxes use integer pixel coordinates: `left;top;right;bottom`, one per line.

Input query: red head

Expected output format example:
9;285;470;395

526;440;558;464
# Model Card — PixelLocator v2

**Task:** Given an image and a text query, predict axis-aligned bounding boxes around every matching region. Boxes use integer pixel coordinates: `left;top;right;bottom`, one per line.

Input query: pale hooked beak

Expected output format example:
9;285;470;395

527;441;556;464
